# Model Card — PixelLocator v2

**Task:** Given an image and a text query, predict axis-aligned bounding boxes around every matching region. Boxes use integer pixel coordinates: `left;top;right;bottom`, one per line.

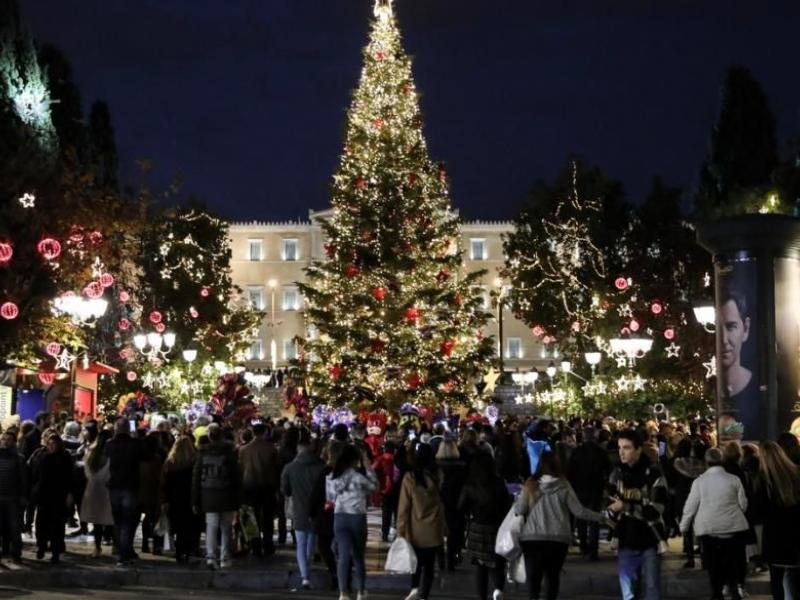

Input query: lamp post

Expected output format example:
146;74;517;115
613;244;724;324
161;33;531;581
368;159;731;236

268;278;278;372
493;277;508;378
546;360;557;418
133;331;176;360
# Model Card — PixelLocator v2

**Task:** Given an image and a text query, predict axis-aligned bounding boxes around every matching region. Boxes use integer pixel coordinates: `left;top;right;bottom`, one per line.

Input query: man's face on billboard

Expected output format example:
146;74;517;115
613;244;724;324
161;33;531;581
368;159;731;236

720;299;750;369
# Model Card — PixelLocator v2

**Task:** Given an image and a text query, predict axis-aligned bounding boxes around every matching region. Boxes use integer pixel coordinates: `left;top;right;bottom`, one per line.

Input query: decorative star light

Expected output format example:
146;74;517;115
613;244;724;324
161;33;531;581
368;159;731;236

91;256;105;278
632;374;647;391
617;303;633;318
616;356;628;368
483;367;500;394
703;272;711;288
582;382;596;397
595;381;608;395
55;348;75;371
615;375;631;392
703;356;717;379
18;193;35;208
514;395;524;405
665;342;681;358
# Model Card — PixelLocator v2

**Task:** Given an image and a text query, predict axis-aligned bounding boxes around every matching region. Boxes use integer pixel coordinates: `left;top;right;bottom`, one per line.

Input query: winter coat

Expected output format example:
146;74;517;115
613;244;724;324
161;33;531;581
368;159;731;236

327;467;378;515
437;457;467;514
679;466;748;537
0;446;27;502
758;486;800;567
80;461;114;525
139;455;164;507
567;441;612;508
397;471;447;548
193;440;240;513
32;449;73;507
458;475;511;565
238;437;279;492
105;433;144;491
610;455;668;551
281;451;327;531
671;456;706;517
514;476;604;544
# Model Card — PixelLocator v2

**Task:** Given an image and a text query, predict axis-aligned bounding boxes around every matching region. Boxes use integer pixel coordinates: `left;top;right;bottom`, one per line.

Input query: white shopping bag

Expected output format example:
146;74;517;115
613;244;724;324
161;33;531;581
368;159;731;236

384;537;418;574
494;505;524;560
509;554;526;584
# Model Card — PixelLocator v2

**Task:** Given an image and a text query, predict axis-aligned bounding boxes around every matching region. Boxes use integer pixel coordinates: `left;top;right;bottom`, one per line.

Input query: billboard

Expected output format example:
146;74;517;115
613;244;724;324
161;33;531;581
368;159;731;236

774;257;800;439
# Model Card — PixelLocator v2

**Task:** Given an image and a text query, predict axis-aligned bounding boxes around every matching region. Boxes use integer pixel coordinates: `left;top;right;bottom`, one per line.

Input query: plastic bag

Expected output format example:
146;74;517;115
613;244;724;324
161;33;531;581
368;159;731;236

239;504;260;541
384;537;417;574
154;511;170;537
495;505;524;559
509;554;526;583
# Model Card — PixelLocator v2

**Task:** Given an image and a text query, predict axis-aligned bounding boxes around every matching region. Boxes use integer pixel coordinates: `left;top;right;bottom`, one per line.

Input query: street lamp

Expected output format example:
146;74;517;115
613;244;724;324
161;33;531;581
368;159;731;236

584;351;602;375
268;278;278;372
545;361;557;418
53;294;108;324
133;330;176;360
609;335;653;367
182;348;197;363
493;277;508;376
692;299;716;333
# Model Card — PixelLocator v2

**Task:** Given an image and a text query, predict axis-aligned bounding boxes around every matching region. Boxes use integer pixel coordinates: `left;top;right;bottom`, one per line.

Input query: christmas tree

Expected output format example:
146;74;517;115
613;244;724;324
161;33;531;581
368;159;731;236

298;0;493;408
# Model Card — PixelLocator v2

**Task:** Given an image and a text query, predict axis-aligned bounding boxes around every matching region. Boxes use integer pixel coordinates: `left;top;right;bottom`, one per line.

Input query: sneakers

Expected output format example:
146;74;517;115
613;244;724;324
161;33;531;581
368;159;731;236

357;592;368;600
301;579;311;589
404;589;419;600
206;558;216;570
219;558;232;569
492;590;504;600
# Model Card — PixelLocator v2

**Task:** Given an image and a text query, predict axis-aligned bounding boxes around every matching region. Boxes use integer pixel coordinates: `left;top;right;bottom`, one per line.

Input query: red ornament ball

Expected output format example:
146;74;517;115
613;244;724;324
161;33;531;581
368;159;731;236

406;373;421;389
37;238;62;260
155;322;166;333
372;118;384;130
404;307;420;323
664;328;675;340
119;348;131;360
651;302;663;315
407;173;417;186
543;335;554;344
324;243;336;258
344;264;359;278
629;319;640;332
119;290;130;303
531;325;544;337
436;269;449;283
118;318;131;331
440;340;456;357
0;242;12;264
372;287;386;301
355;178;366;190
370;338;386;353
45;342;61;357
84;282;104;299
149;310;163;324
189;306;199;319
329;365;342;380
89;231;104;246
126;371;137;382
375;50;386;61
99;273;115;288
614;276;629;291
1;301;20;320
38;373;55;386
200;287;210;298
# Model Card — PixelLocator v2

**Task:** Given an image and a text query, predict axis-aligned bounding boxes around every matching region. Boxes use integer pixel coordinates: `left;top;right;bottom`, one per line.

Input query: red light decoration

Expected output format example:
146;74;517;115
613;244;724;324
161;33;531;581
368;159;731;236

38;373;55;386
664;328;675;340
126;371;137;382
45;342;61;357
531;325;544;337
372;118;384;130
372;287;386;301
375;51;385;61
0;302;19;320
344;264;359;278
89;231;104;246
629;319;640;332
614;276;629;291
620;327;631;336
189;306;199;319
119;348;130;360
355;178;366;190
404;307;419;323
148;310;163;324
119;290;130;303
155;322;166;333
543;335;554;344
84;282;104;299
571;321;581;332
118;318;131;331
37;238;62;260
200;287;210;298
329;365;342;380
99;273;115;288
406;373;421;389
651;301;663;315
440;339;456;357
0;242;12;264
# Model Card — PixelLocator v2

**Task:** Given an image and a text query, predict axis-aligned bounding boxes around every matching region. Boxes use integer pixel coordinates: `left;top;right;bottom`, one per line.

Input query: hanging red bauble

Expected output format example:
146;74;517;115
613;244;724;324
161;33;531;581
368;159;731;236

99;273;115;288
664;328;675;340
189;306;199;319
45;342;61;357
126;371;137;382
629;319;640;332
401;82;410;95
0;302;18;320
436;269;449;283
355;178;366;190
37;238;61;260
118;318;131;331
620;327;631;336
329;365;342;380
370;338;386;353
406;373;422;390
375;50;386;61
149;310;163;324
324;243;336;258
89;231;104;246
0;242;12;264
155;322;166;333
69;227;85;244
650;301;663;315
543;335;554;344
404;307;419;323
614;276;629;291
531;325;545;337
407;173;417;186
347;248;357;260
200;287;210;298
119;290;130;303
38;373;55;386
84;282;104;299
372;287;386;301
344;264;359;278
372;118;384;130
440;339;456;357
119;348;131;360
453;293;463;306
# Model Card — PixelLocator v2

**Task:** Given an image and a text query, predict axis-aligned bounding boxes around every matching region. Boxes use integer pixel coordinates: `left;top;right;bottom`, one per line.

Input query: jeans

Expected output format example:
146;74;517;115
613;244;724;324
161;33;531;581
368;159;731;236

296;529;317;579
412;545;440;600
205;511;234;561
109;489;140;561
770;565;800;600
334;513;368;594
521;540;569;600
618;546;661;600
0;500;22;559
700;534;745;598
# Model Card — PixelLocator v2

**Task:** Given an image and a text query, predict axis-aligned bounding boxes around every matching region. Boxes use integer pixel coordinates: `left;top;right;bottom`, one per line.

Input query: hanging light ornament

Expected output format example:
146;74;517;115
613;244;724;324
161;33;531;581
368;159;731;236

38;373;55;386
149;310;163;324
119;290;130;303
37;238;62;260
99;273;115;288
0;242;13;264
84;281;104;299
0;302;19;320
45;342;61;357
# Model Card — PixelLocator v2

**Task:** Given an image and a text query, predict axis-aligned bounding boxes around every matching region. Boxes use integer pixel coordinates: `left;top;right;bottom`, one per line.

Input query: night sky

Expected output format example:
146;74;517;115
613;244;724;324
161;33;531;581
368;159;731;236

21;0;800;222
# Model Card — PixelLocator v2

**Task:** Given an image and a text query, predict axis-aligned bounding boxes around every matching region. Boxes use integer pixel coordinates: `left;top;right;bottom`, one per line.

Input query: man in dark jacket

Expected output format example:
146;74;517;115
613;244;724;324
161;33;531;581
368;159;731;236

568;426;612;560
194;423;239;569
0;431;27;562
21;411;50;460
609;429;668;600
238;422;279;556
281;437;326;589
104;418;144;565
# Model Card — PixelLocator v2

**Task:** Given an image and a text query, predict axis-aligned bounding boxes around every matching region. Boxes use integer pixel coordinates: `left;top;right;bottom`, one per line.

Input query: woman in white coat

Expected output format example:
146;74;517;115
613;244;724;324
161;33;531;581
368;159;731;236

80;430;115;557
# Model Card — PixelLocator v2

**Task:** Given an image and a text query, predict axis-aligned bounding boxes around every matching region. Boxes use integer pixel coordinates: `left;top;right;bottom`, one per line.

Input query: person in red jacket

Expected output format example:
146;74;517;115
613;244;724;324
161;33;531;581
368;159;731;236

371;430;396;542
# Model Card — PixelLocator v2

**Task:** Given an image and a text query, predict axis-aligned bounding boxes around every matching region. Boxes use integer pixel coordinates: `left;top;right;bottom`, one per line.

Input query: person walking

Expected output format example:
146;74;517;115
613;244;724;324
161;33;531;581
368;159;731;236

608;429;669;600
679;447;749;600
193;423;240;569
327;443;378;600
0;430;27;563
458;451;511;600
80;429;114;558
281;436;327;589
139;433;165;555
397;443;447;600
161;435;201;563
515;450;606;600
105;418;144;566
670;437;707;568
757;441;800;600
238;421;279;556
30;432;73;563
437;438;467;571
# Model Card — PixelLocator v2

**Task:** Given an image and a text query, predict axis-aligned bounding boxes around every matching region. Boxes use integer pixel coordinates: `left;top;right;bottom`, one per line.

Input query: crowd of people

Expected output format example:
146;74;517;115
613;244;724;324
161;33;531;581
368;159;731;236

0;408;799;600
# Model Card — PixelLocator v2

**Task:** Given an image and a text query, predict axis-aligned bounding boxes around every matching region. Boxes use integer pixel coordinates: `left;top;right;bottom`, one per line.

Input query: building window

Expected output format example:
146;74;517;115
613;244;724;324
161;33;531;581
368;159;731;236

470;238;486;261
282;238;298;261
283;339;298;360
248;239;263;261
480;285;490;309
282;287;299;311
507;337;522;359
248;340;263;361
247;286;264;310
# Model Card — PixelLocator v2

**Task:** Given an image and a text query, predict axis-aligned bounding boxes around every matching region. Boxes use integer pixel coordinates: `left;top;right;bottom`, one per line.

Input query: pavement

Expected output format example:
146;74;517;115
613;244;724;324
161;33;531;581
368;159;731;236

0;510;772;598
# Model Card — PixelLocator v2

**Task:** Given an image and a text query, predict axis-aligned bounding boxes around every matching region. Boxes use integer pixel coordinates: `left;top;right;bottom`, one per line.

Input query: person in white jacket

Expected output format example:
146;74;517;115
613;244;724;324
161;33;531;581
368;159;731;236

680;447;748;600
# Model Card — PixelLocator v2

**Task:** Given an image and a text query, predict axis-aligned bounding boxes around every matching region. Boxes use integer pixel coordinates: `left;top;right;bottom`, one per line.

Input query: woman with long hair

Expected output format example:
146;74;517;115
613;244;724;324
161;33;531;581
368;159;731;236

327;443;378;600
758;441;800;599
162;435;201;563
437;439;467;571
397;443;447;600
458;451;511;600
80;429;114;557
515;450;605;600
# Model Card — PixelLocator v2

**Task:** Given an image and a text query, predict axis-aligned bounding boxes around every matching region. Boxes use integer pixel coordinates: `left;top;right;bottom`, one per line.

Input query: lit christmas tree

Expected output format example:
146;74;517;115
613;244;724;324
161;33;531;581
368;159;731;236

298;0;494;408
